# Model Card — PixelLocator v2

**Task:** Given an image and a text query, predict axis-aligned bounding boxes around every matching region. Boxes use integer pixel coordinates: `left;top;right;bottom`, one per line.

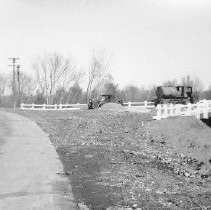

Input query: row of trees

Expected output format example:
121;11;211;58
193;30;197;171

0;52;211;107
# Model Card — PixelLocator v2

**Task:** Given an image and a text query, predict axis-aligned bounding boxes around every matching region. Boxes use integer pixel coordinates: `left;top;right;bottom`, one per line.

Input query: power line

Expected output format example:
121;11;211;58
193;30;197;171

8;57;20;108
17;65;21;107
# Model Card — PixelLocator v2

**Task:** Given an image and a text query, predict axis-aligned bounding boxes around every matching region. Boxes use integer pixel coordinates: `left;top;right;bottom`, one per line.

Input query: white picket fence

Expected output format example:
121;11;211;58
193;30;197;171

20;100;211;119
153;99;211;120
20;103;87;110
20;101;155;111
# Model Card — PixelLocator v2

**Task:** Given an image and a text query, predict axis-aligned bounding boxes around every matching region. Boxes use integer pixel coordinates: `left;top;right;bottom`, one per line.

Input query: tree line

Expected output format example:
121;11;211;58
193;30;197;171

0;52;211;107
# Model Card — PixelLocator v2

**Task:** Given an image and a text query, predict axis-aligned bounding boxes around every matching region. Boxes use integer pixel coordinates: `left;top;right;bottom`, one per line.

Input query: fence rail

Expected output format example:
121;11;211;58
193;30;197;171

153;99;211;120
20;103;87;110
21;100;211;120
123;101;155;108
20;101;155;110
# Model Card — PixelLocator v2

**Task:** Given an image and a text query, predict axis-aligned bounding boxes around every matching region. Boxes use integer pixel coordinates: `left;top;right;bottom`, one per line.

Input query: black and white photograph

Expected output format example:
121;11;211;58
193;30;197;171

0;0;211;209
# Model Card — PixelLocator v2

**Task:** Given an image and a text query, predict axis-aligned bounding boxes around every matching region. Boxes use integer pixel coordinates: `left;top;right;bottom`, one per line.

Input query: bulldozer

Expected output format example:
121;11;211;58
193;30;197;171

88;89;123;109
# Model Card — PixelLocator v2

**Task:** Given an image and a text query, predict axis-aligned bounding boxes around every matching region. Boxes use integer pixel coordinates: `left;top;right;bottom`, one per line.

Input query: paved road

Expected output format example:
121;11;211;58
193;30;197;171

0;111;77;210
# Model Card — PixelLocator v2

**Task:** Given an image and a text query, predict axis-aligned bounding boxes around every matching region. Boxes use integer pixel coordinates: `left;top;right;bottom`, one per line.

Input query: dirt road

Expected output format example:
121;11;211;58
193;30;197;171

0;111;76;210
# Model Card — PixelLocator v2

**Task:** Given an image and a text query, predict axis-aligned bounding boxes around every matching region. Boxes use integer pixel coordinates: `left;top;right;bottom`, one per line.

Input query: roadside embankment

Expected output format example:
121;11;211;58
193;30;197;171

147;116;211;172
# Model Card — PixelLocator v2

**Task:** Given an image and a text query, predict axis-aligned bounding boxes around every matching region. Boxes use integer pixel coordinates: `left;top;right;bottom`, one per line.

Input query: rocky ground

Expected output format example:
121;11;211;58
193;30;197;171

9;106;211;210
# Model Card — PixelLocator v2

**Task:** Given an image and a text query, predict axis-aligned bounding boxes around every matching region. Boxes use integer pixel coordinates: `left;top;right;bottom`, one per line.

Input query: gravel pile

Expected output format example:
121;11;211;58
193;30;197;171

98;102;126;110
147;116;211;172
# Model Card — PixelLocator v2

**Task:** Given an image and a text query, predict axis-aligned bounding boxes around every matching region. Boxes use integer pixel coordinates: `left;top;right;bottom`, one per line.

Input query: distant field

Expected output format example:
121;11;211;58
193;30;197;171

9;109;211;209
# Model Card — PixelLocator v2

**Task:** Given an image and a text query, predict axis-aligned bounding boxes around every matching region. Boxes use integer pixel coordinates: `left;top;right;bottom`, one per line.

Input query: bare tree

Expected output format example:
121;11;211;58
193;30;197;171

33;53;75;104
121;85;141;102
181;75;204;100
202;84;211;100
72;71;85;85
86;51;111;101
19;72;36;103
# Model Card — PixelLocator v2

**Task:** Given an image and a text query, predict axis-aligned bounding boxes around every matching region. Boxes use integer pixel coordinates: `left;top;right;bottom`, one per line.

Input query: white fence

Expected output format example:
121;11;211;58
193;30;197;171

20;101;155;111
153;99;211;120
20;103;87;110
21;100;211;120
123;101;155;108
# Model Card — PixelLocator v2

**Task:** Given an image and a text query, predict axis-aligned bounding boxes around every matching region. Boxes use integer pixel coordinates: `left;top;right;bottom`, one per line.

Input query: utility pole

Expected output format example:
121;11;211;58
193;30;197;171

17;65;21;107
8;57;20;108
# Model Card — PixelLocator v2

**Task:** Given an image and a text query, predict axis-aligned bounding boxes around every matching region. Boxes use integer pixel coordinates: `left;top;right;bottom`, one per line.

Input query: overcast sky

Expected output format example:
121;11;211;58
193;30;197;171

0;0;211;88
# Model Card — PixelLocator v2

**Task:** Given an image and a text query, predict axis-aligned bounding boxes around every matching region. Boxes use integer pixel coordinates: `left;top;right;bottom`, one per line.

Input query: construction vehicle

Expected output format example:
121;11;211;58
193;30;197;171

88;89;123;109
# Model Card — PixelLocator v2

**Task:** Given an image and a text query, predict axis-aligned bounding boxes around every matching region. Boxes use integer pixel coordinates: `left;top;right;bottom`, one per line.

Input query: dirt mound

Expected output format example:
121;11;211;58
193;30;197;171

98;102;126;110
11;109;211;209
147;116;211;170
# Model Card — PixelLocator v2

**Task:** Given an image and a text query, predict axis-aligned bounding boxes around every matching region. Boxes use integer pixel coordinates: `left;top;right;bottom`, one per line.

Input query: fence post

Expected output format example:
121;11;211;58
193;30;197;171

43;104;46;109
163;104;168;118
156;104;162;120
54;104;57;109
20;103;24;110
32;103;35;110
59;104;62;109
144;100;147;108
169;104;174;116
186;103;191;116
175;104;179;116
196;113;201;119
203;100;209;119
195;103;201;119
128;101;131;108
